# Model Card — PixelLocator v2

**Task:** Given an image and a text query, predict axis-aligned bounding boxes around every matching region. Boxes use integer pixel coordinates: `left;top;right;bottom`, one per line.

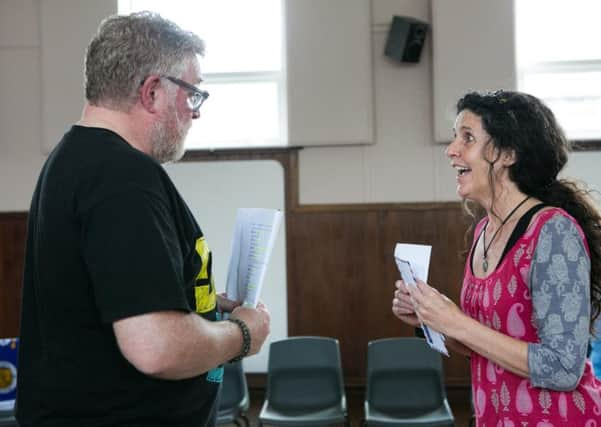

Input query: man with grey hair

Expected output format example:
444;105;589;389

16;12;270;427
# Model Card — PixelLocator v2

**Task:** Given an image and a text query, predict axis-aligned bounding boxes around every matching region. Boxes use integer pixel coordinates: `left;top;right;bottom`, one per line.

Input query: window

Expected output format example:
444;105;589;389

119;0;287;149
515;0;601;140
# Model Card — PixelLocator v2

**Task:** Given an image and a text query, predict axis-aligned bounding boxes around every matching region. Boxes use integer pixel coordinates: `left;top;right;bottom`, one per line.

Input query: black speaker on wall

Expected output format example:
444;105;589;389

384;15;428;63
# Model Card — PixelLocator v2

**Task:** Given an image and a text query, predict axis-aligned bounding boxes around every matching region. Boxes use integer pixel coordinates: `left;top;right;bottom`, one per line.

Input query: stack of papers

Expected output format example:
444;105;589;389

225;208;283;308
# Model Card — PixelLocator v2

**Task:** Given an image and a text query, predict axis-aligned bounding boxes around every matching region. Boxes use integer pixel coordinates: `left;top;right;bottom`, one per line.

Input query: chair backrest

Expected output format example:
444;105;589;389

0;338;18;412
266;336;345;411
366;337;446;416
219;361;249;412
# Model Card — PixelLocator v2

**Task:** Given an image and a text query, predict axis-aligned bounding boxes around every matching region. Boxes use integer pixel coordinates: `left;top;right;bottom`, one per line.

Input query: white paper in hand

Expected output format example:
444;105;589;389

394;243;449;356
225;208;282;308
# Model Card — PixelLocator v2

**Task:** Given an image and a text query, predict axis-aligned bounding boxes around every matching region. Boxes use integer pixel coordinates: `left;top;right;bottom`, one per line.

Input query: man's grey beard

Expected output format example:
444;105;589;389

149;112;188;164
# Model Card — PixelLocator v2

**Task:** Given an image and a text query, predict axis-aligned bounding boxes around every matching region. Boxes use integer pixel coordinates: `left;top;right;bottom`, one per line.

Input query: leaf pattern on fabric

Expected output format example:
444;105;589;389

493;311;501;330
491;389;499;414
573;390;586;414
494;279;502;305
539;390;552;414
501;382;511;410
508;275;517;297
514;245;525;266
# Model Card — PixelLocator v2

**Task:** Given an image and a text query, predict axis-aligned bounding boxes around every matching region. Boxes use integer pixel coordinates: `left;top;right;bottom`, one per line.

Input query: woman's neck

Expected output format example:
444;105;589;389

484;190;533;230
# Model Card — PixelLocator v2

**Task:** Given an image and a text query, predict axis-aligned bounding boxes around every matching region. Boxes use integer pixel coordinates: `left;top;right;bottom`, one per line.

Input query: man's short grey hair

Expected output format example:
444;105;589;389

84;11;205;110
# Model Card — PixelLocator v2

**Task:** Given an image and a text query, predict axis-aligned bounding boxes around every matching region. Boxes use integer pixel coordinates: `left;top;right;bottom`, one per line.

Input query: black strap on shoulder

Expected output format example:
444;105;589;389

499;203;547;262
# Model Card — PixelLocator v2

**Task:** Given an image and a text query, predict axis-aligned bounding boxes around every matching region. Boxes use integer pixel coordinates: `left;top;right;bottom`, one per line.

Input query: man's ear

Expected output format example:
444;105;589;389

139;76;161;113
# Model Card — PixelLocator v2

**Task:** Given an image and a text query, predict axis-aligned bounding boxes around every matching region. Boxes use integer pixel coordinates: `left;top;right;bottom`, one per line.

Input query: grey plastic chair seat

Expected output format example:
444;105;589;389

363;337;454;427
216;361;250;427
365;399;454;426
258;336;349;426
260;398;348;426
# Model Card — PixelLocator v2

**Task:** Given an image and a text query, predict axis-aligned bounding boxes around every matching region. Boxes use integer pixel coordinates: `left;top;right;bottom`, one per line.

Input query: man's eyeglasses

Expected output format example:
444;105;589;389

162;76;209;112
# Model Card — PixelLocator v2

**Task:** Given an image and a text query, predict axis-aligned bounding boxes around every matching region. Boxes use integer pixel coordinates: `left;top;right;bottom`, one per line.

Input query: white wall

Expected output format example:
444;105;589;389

298;0;460;204
1;0;601;210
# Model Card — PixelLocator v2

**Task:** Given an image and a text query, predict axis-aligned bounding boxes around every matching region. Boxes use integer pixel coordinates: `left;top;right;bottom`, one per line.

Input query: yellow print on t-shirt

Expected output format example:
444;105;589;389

194;237;216;313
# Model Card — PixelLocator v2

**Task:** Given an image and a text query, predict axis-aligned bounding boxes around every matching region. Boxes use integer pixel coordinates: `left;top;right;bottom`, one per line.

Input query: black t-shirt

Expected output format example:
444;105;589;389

16;126;221;427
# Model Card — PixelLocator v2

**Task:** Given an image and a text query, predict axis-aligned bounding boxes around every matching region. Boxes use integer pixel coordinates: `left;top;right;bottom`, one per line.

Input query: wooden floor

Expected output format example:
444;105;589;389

222;386;473;427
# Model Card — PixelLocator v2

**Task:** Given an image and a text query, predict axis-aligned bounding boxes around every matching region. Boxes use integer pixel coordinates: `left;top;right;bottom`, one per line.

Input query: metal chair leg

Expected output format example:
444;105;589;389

241;414;250;427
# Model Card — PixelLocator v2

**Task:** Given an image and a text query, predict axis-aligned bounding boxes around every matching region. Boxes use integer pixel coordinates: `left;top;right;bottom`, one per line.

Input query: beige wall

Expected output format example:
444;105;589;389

1;0;600;212
0;0;45;211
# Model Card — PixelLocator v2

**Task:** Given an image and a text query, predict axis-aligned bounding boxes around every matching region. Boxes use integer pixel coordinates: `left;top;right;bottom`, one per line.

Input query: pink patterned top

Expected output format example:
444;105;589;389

461;208;601;426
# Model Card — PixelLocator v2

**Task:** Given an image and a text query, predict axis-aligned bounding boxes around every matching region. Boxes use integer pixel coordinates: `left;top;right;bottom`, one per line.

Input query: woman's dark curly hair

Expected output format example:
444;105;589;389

457;90;601;326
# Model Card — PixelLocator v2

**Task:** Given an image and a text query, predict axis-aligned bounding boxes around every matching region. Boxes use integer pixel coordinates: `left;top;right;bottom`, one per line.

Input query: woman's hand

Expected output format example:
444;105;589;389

392;279;421;327
408;279;464;337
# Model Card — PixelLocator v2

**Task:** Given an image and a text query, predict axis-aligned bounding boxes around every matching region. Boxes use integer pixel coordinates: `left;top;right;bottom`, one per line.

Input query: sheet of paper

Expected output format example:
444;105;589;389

394;243;449;356
225;208;283;308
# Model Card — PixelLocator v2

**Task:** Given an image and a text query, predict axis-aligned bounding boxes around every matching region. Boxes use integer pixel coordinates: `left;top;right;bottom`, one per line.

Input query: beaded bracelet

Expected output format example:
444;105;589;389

227;317;251;362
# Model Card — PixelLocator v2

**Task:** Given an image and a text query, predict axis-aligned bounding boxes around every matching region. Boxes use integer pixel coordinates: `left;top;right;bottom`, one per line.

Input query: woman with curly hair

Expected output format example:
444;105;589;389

393;90;601;425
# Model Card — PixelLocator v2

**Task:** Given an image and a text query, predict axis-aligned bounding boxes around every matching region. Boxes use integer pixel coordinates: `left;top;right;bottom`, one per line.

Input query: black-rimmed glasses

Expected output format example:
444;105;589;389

162;76;209;112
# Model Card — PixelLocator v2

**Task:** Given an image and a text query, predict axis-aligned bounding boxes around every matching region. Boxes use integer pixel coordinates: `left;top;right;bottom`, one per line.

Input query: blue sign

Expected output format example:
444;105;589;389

0;338;18;410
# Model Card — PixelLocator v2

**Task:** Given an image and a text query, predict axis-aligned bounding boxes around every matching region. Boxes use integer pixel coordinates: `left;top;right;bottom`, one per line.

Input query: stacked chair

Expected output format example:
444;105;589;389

258;336;350;426
216;361;250;427
362;337;454;426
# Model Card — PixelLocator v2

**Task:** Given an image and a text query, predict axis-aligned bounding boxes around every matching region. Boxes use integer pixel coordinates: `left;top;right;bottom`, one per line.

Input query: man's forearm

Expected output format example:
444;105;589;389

114;310;244;379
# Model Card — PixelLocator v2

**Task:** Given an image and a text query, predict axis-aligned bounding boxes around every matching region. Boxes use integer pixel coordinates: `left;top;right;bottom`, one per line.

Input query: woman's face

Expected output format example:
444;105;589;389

445;110;503;204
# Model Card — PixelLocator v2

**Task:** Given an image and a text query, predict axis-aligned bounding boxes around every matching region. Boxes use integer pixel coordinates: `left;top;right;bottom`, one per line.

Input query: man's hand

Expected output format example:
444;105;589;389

230;302;271;356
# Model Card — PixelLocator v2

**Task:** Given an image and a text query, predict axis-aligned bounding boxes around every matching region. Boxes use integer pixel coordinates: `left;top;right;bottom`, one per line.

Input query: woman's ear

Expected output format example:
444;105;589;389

139;75;161;113
502;149;517;167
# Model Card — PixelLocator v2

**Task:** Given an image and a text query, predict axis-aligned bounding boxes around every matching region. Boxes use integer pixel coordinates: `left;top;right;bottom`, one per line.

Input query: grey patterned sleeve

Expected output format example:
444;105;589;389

528;214;591;391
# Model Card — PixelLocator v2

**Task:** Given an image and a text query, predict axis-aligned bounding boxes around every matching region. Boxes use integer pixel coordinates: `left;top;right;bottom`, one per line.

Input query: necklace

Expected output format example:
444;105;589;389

482;195;530;272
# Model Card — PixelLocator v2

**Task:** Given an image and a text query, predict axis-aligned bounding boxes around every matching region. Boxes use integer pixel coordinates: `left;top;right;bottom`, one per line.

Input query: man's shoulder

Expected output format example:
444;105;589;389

54;126;175;211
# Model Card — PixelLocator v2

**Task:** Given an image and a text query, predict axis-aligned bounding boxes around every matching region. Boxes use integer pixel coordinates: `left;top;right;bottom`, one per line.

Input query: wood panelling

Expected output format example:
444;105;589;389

0;212;27;338
0;149;472;386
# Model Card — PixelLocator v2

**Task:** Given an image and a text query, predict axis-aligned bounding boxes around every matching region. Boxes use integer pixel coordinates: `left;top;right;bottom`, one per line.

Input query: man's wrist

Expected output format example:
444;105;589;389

227;317;251;362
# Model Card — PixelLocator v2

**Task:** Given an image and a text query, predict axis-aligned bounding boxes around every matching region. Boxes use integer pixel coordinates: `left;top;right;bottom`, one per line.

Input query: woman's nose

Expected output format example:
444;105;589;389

445;138;459;158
